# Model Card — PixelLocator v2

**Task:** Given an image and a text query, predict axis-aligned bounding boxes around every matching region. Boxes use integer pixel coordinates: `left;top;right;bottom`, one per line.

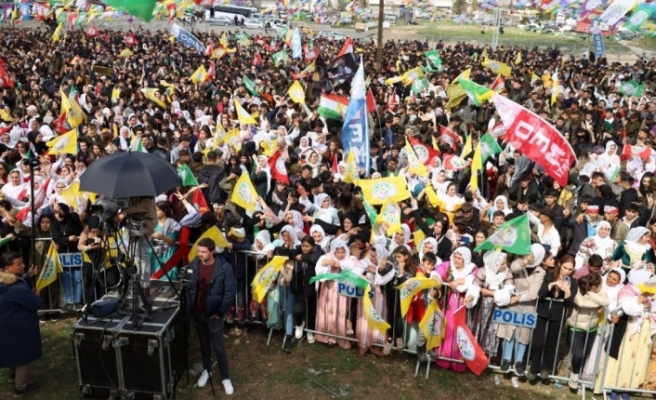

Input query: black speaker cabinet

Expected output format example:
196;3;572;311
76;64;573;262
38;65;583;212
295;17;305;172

72;304;188;400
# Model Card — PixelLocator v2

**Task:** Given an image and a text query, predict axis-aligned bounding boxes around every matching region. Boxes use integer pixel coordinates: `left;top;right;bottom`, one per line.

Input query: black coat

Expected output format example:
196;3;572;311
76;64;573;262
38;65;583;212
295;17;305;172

197;164;226;205
290;245;324;296
0;271;43;369
186;254;236;318
536;271;578;322
50;213;84;253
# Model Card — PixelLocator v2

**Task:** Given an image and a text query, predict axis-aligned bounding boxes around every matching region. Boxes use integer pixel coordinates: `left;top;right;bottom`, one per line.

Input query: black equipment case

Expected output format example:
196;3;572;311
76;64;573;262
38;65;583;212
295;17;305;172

71;284;188;400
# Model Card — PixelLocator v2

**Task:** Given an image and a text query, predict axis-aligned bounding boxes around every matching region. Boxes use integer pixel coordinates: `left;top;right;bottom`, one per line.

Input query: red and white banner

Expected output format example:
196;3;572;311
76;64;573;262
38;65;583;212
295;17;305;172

268;150;289;185
407;135;440;166
492;94;575;187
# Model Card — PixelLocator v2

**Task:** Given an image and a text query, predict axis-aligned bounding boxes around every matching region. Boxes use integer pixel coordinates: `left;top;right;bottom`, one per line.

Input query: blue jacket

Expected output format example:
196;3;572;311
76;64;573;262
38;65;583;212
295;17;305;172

186;254;236;318
0;271;43;369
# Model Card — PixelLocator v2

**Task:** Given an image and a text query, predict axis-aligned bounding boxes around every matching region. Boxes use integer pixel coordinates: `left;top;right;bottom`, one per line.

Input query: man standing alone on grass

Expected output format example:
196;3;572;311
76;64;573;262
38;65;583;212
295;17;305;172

0;251;42;398
186;238;236;395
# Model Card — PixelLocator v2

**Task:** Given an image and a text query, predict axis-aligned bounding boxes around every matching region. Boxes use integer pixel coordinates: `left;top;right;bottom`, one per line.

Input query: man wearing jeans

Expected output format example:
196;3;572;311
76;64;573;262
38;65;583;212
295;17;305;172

186;238;236;395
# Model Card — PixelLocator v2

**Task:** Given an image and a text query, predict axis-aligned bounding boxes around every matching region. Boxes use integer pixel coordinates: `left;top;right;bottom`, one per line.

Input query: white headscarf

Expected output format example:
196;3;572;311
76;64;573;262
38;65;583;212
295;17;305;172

252;230;271;251
528;243;546;268
330;239;350;257
450;247;476;278
625;227;651;258
418;237;439;262
483;251;508;288
492;195;512;216
279;225;300;246
603;268;626;313
310;224;331;251
257;154;272;195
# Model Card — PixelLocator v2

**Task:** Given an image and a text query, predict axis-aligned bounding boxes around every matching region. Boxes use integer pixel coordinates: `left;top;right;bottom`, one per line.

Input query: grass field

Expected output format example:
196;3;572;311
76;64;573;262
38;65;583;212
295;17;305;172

0;316;581;400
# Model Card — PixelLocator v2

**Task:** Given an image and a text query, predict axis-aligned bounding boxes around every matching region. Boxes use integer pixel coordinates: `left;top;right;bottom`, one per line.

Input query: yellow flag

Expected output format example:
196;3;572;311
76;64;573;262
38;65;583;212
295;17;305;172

36;244;63;293
481;47;488;59
470;144;483;192
142;88;167;110
287;80;305;104
445;68;470;112
405;139;428;177
419;299;444;350
188;226;230;260
401;67;424;86
531;72;540;85
481;58;512;77
0;108;11;122
52;22;64;42
234;99;257;125
452;68;471;85
424;184;440;208
551;72;560;106
377;198;401;236
359;175;411;205
47;128;78;155
385;75;404;86
514;51;522;65
460;134;472;158
219;32;229;47
58;181;81;209
397;277;442;318
260;138;278;157
342;150;360;184
231;173;258;212
191;65;207;84
412;228;427;249
111;87;120;104
60;91;85;128
252;256;288;303
363;283;391;333
221;128;242;152
119;48;133;58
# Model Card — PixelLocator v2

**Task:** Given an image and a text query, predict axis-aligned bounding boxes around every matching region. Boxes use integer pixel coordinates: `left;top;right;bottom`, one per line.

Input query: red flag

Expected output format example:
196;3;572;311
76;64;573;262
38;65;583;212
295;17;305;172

0;57;7;73
124;33;137;47
15;207;30;222
620;128;630;161
252;52;263;67
493;94;575;187
330;154;338;174
204;42;214;57
337;38;354;58
0;66;13;88
33;178;51;210
53;113;70;134
304;44;318;63
407;135;440;166
85;26;98;38
205;61;215;82
0;124;12;136
387;91;398;112
438;124;460;151
366;89;376;114
268;150;290;185
490;75;505;92
455;307;489;376
16;186;27;201
167;3;176;23
192;189;210;214
151;226;191;279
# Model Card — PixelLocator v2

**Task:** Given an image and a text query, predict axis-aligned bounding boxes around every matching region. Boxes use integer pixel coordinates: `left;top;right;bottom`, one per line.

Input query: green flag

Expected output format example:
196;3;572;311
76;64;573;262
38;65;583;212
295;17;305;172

362;196;378;231
309;269;368;289
624;3;656;32
243;76;258;96
103;0;157;22
425;50;442;69
411;77;430;95
272;50;288;67
474;214;531;255
457;77;494;106
479;132;502;164
0;236;11;247
177;164;198;187
620;80;645;97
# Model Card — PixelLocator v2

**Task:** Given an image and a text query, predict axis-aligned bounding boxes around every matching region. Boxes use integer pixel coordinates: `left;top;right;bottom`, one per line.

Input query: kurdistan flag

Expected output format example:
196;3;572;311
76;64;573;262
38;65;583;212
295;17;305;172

317;94;349;119
474;214;531;255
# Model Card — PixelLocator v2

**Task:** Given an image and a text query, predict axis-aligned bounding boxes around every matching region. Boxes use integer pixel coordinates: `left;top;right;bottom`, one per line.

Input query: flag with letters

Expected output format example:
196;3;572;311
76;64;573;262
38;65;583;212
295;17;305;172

36;244;63;293
252;256;288;303
341;61;369;174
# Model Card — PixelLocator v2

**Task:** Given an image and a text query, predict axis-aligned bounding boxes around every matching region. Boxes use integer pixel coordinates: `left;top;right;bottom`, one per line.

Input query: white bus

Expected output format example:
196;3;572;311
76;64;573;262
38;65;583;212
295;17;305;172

205;5;258;21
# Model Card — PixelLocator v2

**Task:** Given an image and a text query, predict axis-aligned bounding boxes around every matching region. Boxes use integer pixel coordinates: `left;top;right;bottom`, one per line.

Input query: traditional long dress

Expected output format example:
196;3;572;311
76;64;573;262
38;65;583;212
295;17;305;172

434;247;477;372
314;241;362;349
575;222;617;271
356;249;394;356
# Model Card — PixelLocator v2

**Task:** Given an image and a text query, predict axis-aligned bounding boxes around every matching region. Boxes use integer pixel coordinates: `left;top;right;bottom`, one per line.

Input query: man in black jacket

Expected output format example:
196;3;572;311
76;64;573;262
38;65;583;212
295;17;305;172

186;238;236;396
198;151;226;205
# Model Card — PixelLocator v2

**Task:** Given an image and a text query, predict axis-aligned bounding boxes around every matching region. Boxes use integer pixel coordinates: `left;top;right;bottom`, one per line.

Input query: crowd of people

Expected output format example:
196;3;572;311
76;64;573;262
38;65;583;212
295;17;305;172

0;21;656;399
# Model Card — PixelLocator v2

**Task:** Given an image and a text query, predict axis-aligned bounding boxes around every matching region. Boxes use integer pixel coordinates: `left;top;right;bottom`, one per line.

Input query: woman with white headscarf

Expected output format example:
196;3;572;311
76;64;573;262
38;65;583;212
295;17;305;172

356;244;393;356
250;154;271;199
497;244;547;376
314;240;363;349
486;195;512;221
309;224;331;253
417;237;441;265
300;193;339;226
576;221;618;271
388;223;411;254
596;141;621;181
466;251;514;358
611;226;656;274
434;247;478;372
269;225;301;258
594;268;656;393
581;268;625;386
251;230;272;263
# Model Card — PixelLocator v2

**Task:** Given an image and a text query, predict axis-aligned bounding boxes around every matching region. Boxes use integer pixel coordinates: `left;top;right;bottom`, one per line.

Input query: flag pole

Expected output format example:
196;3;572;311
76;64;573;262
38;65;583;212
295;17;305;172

376;0;384;74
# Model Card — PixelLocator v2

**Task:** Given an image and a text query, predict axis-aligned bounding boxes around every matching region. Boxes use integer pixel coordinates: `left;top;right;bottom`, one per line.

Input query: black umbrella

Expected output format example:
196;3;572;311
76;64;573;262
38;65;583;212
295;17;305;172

80;151;181;198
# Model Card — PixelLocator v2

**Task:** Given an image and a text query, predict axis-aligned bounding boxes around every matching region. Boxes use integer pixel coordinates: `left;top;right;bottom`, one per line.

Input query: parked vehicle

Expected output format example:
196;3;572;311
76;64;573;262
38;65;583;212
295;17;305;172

244;18;263;29
211;16;234;26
